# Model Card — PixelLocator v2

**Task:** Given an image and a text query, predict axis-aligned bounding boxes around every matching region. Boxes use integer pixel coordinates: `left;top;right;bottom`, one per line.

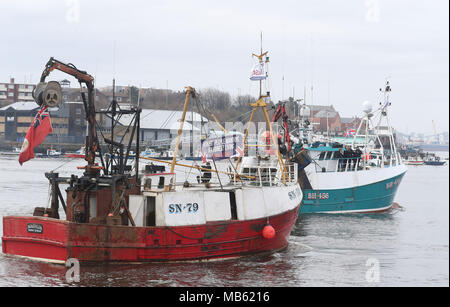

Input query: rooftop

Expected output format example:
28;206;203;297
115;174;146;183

314;110;338;118
341;117;358;124
0;101;38;111
117;109;208;131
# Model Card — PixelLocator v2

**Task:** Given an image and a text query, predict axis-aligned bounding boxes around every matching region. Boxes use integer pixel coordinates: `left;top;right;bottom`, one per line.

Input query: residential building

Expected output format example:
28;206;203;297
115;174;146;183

307;105;343;135
0;100;90;143
0;78;35;107
341;117;362;133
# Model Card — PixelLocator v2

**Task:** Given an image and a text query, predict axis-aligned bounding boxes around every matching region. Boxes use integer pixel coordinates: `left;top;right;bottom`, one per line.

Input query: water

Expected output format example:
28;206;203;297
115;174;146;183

0;155;448;287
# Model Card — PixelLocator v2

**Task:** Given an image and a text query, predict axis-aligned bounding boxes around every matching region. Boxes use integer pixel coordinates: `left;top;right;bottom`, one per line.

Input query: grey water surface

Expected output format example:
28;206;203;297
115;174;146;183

0;155;448;287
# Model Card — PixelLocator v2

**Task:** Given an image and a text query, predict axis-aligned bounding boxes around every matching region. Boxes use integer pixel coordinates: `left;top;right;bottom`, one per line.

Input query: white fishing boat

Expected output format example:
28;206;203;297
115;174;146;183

403;156;425;166
0;147;21;156
293;81;407;213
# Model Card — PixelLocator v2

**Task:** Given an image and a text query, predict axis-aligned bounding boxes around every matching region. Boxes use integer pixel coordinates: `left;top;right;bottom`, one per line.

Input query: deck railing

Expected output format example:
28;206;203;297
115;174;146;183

314;155;403;173
239;162;298;187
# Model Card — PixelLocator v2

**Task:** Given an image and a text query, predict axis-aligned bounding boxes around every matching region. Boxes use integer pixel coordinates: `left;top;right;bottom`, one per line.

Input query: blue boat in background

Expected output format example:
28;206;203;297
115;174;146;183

424;155;446;166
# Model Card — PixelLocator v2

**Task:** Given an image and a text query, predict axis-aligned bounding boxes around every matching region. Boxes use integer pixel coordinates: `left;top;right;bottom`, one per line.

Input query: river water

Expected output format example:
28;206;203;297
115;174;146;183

0;154;448;287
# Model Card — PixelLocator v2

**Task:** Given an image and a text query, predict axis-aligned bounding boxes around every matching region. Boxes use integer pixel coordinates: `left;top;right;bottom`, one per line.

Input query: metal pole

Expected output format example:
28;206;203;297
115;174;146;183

170;87;193;174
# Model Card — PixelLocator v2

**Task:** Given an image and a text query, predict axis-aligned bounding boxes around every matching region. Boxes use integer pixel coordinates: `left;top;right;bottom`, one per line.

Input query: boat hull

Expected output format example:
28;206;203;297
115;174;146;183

424;161;446;166
2;205;299;264
64;154;85;158
300;165;407;214
404;161;424;166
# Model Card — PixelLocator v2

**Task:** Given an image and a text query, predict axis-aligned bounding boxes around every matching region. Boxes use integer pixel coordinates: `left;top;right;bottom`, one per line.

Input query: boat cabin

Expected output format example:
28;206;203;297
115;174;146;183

305;143;363;173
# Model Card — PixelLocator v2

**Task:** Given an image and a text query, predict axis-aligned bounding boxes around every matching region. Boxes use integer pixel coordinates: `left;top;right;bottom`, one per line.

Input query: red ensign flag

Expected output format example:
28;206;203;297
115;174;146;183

19;106;53;165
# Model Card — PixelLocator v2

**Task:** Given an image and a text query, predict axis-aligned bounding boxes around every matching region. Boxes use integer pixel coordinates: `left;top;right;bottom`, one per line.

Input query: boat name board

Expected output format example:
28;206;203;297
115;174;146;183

160;191;207;226
168;203;200;214
306;192;330;200
27;223;43;234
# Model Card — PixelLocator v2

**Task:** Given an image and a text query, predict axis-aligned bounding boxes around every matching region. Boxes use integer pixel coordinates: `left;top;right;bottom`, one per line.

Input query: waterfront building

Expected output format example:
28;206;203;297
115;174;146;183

0;78;35;107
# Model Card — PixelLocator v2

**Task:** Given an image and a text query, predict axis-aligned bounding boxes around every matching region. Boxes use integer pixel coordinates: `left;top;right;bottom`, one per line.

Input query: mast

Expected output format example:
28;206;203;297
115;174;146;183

236;40;288;183
170;86;196;174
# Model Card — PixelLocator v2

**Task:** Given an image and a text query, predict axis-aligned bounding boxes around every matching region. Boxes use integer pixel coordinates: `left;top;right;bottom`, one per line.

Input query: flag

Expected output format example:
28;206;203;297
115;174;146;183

344;129;356;138
19;106;53;165
201;151;208;164
250;62;266;81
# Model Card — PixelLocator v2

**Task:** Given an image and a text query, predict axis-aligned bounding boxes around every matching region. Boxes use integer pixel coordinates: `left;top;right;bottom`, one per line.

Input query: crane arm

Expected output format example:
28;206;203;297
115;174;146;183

40;57;94;84
271;103;292;152
38;57;98;172
211;113;227;134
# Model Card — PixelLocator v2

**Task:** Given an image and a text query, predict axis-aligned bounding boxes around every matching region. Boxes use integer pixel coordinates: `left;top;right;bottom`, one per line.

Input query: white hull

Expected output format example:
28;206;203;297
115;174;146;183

304;163;408;190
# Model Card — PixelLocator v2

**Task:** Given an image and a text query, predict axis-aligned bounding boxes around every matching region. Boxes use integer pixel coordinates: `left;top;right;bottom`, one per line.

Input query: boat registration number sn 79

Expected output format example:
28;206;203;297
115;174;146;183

168;203;199;214
306;192;329;200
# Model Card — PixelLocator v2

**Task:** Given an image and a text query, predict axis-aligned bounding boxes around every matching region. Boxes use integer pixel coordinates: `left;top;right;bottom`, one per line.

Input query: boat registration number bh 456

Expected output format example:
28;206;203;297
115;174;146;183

168;203;199;214
306;192;329;200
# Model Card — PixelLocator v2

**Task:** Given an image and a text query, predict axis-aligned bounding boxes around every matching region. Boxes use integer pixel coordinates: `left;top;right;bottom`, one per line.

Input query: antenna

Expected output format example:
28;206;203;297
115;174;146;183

251;32;268;99
113;40;117;79
137;84;141;108
260;31;263;54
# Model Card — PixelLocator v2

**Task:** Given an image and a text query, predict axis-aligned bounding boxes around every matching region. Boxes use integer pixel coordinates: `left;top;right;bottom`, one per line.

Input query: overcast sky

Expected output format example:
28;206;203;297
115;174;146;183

0;0;448;135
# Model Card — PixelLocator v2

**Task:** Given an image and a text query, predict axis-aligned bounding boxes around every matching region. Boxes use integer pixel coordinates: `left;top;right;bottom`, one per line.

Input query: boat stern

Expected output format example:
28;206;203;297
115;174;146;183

2;216;69;263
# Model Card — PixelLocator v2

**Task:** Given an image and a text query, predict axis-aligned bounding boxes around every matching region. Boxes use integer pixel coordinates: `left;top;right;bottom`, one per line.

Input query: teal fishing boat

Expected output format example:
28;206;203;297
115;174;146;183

297;81;407;213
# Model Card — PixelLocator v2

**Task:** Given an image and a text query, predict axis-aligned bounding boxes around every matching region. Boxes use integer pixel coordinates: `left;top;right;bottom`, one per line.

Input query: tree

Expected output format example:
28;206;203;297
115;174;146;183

198;88;231;111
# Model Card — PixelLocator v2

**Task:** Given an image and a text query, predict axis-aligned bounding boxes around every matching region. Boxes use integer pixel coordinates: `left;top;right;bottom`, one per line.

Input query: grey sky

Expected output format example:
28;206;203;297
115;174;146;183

0;0;448;135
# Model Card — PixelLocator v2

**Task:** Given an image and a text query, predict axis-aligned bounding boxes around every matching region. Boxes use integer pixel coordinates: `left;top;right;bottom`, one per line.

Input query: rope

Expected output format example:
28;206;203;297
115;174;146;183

51;157;78;172
46;181;51;209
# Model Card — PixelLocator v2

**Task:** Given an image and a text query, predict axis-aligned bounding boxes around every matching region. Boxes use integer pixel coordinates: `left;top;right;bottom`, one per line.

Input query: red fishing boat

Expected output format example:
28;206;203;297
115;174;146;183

64;147;85;159
2;56;302;264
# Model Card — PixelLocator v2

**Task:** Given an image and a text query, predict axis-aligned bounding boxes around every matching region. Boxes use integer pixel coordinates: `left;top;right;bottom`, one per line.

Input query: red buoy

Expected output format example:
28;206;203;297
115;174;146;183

262;224;275;239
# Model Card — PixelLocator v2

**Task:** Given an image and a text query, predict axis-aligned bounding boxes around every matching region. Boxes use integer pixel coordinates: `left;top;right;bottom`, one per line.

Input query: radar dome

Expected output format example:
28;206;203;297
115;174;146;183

362;101;373;114
299;106;311;117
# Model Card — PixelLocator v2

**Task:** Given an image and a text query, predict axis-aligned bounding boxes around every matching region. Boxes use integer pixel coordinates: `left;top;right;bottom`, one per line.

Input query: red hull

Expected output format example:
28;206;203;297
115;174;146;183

2;205;299;263
64;154;84;158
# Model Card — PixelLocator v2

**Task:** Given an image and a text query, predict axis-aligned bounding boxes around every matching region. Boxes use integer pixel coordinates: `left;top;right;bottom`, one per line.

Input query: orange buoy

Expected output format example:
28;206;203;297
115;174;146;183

262;224;275;239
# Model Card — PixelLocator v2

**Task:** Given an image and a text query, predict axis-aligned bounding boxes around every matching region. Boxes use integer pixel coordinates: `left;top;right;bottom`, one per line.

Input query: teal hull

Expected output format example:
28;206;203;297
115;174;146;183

300;173;406;214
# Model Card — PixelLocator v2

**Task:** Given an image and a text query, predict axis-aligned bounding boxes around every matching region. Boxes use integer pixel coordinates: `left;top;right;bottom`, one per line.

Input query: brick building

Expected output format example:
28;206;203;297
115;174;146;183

0;78;35;107
340;117;362;134
308;105;343;135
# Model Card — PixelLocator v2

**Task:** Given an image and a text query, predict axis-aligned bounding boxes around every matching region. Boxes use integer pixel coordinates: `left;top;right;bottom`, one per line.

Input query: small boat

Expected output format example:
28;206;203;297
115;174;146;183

36;148;62;158
141;148;175;161
64;147;85;158
140;148;158;158
403;156;425;166
424;155;446;166
0;147;21;156
184;152;203;161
